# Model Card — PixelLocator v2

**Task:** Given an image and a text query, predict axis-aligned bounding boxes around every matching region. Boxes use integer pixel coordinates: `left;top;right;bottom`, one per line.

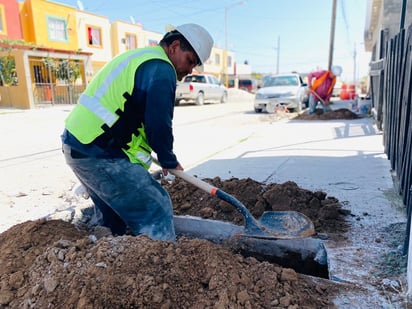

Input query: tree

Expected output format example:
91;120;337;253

42;57;82;104
0;55;18;86
55;59;81;84
42;57;81;85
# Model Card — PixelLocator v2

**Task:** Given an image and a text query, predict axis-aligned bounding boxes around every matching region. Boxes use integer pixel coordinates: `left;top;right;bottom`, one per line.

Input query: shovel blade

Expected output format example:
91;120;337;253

257;211;315;238
240;210;315;240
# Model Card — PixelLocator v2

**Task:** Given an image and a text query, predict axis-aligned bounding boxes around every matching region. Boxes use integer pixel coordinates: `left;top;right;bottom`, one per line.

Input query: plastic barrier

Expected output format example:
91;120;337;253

340;84;356;100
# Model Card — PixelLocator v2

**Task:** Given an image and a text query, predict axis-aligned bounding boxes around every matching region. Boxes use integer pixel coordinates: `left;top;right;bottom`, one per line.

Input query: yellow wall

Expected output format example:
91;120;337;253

91;60;107;80
110;22;120;56
20;0;78;51
19;0;35;42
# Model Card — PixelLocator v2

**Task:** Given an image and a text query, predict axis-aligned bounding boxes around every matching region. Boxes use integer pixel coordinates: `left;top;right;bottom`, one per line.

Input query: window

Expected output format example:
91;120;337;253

125;33;137;50
0;5;6;35
210;76;220;85
47;16;67;42
148;39;157;46
267;76;298;87
34;65;45;83
87;26;102;47
214;53;220;65
227;56;232;67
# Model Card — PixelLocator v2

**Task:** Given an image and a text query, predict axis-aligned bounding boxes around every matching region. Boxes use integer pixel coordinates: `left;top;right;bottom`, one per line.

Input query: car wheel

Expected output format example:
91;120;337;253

220;92;228;103
196;92;204;105
254;108;262;113
302;101;308;109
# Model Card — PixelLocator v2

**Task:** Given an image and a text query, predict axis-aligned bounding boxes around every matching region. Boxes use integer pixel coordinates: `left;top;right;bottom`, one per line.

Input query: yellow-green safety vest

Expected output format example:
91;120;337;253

65;46;176;169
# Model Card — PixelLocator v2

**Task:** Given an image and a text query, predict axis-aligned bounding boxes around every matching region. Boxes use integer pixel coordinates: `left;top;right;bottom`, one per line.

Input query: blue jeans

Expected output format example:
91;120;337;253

63;144;176;241
308;94;329;114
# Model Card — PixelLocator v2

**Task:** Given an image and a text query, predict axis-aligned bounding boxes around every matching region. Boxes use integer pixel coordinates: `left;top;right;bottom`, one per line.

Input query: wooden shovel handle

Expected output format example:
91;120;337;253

168;169;218;195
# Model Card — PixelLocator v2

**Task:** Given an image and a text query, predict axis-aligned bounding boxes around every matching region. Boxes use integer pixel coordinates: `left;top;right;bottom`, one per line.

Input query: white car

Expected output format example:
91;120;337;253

175;74;228;106
254;73;308;113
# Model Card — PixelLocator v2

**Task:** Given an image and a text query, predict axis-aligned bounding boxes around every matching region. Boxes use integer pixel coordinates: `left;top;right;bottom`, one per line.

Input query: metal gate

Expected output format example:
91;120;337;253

370;24;412;253
29;57;86;105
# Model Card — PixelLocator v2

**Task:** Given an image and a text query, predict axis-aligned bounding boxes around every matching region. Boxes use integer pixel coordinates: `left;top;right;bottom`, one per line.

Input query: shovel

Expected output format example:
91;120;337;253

157;165;315;240
308;89;332;111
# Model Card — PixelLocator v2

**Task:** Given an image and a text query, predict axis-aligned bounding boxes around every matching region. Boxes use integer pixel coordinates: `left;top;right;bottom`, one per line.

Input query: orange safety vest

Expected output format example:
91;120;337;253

311;71;335;96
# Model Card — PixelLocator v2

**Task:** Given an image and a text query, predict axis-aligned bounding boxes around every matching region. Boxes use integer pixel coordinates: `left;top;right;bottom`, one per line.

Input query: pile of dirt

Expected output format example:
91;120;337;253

293;108;360;120
166;177;350;241
260;108;360;123
0;177;353;308
0;219;342;308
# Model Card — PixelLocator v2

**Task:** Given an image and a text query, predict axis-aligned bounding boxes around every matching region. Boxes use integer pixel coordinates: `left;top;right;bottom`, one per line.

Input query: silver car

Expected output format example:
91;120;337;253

254;73;308;113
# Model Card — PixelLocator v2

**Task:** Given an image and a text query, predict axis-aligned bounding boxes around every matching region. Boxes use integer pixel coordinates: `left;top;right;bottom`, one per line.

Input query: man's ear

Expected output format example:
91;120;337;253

169;40;180;54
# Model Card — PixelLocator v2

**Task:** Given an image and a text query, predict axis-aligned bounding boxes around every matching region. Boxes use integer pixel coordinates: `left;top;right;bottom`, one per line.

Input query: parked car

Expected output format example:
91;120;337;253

228;78;257;93
254;73;308;113
239;79;258;93
175;74;228;106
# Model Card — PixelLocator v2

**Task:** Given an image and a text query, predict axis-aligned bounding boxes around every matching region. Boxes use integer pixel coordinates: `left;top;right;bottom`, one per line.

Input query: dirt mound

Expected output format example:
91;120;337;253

0;219;339;308
166;177;350;240
293;108;359;120
259;108;360;123
0;178;352;308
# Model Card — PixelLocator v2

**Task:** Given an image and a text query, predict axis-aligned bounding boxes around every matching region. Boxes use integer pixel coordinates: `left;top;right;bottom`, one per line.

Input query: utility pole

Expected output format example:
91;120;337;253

353;43;357;85
328;0;337;70
275;36;280;74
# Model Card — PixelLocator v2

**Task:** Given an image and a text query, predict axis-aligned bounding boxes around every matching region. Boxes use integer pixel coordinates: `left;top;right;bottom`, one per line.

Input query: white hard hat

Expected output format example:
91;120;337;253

166;23;213;72
331;65;342;76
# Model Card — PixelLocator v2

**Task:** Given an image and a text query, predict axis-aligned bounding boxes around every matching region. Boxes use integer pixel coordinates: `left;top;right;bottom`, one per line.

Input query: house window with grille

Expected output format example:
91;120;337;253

87;26;102;47
125;33;137;50
47;16;67;42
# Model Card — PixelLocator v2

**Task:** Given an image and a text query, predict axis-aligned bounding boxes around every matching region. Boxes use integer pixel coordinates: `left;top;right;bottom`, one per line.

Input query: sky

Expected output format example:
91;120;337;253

55;0;371;83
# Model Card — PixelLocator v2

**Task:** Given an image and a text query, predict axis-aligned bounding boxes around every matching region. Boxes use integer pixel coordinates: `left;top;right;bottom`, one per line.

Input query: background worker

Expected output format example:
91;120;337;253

307;65;342;114
61;23;213;241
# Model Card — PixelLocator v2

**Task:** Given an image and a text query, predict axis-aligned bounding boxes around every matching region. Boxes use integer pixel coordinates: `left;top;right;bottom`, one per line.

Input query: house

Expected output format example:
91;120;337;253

364;0;412;61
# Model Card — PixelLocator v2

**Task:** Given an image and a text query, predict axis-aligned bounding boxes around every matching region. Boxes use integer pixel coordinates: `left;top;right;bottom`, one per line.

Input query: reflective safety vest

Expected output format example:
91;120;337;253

310;71;335;96
65;46;176;169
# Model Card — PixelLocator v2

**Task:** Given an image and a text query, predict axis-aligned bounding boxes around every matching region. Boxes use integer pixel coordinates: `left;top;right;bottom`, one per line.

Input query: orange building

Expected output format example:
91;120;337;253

0;0;23;40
